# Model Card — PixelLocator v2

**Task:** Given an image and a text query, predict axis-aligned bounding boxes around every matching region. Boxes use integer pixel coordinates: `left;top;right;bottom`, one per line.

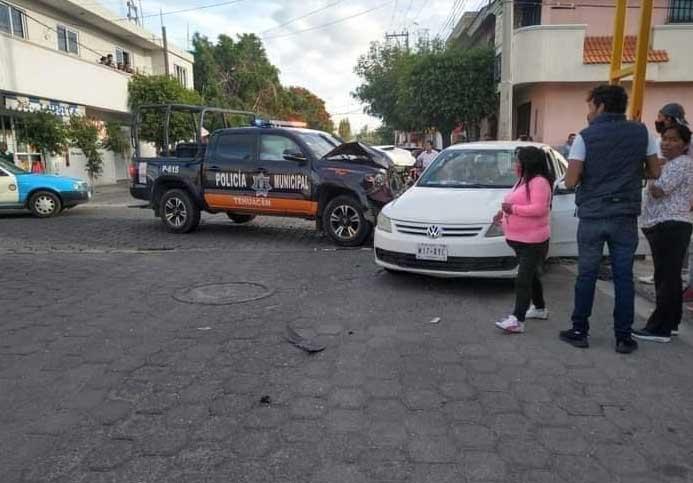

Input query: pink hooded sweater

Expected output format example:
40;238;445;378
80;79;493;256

501;176;552;244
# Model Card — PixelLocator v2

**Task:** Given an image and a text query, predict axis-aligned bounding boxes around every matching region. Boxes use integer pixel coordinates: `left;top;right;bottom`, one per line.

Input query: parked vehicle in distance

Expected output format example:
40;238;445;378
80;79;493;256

0;159;90;217
373;145;417;169
130;105;402;247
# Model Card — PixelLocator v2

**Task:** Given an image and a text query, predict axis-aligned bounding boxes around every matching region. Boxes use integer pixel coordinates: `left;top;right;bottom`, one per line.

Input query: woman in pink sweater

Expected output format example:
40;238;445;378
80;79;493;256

495;146;554;333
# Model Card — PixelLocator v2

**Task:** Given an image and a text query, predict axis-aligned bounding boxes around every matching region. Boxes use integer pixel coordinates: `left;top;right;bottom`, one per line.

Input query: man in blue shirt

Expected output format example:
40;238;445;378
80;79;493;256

561;85;660;354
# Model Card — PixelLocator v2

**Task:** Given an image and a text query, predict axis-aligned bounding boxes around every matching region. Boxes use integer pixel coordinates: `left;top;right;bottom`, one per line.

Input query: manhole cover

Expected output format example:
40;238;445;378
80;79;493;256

173;282;273;305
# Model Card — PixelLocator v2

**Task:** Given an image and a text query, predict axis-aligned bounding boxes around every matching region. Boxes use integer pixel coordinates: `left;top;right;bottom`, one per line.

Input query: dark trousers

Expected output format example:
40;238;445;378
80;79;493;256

643;221;693;335
571;217;638;340
508;239;549;322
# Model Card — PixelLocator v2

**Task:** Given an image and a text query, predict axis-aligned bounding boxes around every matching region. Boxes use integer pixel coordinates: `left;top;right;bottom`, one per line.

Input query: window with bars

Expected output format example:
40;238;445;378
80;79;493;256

0;1;26;38
57;25;79;54
668;0;693;23
115;47;132;67
174;65;187;87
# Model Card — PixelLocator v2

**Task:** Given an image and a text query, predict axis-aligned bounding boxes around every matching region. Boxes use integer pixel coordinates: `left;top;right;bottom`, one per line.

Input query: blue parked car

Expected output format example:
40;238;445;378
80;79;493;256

0;159;91;217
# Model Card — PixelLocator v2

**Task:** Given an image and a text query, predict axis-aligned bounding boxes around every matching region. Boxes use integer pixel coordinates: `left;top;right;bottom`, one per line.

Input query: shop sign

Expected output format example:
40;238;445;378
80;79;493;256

4;95;86;118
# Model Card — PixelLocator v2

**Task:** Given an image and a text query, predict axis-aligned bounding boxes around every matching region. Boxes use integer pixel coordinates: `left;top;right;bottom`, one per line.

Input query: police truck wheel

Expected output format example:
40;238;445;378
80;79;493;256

226;213;256;224
160;189;200;233
29;191;62;218
323;195;371;247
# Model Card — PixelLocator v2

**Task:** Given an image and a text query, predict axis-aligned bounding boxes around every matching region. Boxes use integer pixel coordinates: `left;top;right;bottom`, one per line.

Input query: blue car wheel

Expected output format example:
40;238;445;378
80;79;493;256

29;191;62;218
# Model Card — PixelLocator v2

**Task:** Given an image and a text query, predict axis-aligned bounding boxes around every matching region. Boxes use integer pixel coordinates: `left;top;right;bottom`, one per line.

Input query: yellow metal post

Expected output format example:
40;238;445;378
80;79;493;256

609;0;628;85
629;0;655;120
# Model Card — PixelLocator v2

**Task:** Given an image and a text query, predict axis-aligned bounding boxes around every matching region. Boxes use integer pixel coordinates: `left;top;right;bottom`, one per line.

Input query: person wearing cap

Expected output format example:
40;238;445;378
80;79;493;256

638;103;690;285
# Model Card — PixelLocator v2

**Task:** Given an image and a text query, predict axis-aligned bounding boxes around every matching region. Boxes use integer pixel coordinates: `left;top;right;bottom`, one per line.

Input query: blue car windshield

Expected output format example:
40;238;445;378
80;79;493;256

0;159;28;175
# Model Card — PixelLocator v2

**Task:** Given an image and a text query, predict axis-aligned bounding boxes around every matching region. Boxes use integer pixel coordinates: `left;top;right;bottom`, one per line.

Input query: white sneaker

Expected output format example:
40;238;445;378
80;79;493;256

525;305;549;320
495;315;525;334
638;275;655;285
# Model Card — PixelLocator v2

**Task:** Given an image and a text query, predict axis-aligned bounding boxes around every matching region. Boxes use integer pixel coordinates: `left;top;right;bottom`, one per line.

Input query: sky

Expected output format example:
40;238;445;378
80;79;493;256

97;0;471;132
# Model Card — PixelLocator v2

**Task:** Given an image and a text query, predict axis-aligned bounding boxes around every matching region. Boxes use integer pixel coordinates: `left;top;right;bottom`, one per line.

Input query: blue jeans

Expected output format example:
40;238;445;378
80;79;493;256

571;217;639;339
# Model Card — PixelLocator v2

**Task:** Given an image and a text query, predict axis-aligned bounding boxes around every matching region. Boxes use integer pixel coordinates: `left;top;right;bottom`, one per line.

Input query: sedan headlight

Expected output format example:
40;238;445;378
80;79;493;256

74;182;87;191
485;220;504;237
377;211;392;233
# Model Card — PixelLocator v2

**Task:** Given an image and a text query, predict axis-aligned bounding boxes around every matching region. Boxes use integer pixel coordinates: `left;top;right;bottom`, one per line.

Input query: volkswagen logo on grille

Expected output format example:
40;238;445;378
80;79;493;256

426;225;442;239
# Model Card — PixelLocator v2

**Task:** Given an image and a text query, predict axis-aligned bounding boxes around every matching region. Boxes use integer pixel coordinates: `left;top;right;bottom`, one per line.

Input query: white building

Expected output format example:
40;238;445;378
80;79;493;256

0;0;194;184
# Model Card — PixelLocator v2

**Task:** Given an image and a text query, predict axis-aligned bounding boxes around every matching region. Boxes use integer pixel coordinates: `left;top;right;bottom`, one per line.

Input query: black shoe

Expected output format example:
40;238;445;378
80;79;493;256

632;328;671;343
615;337;639;354
559;328;589;348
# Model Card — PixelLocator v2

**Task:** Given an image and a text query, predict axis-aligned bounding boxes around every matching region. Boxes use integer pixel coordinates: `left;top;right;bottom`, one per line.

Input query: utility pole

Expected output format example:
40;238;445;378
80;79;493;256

498;0;514;140
385;30;410;51
160;10;170;76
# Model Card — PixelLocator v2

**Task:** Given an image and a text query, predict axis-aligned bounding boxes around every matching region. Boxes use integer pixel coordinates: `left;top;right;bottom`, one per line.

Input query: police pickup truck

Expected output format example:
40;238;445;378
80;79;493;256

129;105;401;246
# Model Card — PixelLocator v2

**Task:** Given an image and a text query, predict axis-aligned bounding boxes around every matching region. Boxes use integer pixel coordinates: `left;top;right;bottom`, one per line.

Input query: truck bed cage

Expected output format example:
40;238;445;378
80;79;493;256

133;104;258;158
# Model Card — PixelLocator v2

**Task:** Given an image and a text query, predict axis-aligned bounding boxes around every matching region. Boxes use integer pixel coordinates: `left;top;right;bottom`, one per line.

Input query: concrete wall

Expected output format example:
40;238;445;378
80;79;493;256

10;0;155;74
541;0;669;36
50;148;128;186
516;82;693;146
0;35;131;113
513;23;693;85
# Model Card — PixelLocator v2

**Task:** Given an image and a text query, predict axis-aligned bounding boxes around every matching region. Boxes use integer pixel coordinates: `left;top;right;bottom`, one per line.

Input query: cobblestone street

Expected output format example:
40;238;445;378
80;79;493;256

1;187;692;482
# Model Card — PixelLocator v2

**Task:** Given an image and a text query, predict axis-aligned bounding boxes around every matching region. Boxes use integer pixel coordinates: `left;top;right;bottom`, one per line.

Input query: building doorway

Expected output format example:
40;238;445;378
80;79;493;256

516;102;532;140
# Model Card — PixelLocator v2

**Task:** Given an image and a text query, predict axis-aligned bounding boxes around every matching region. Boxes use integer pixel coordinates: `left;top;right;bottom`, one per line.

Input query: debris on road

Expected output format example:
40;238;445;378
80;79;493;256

428;317;441;324
196;326;212;331
260;395;272;405
285;325;326;353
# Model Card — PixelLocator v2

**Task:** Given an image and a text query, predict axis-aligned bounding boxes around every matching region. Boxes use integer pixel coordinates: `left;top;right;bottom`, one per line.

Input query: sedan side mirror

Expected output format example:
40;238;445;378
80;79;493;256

283;150;307;163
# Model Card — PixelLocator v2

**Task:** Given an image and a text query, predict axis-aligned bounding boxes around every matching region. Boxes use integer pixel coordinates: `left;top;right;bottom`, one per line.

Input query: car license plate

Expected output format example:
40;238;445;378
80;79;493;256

416;243;448;261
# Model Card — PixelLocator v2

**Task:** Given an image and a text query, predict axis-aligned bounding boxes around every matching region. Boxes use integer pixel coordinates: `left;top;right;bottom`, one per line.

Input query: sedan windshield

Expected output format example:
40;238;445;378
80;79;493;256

418;149;517;188
0;159;28;175
297;132;340;158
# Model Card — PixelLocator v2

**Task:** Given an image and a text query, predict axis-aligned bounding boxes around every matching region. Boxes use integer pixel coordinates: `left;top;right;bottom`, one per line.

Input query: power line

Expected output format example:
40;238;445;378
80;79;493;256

263;1;394;40
400;0;415;28
112;0;246;22
388;0;400;30
261;0;345;36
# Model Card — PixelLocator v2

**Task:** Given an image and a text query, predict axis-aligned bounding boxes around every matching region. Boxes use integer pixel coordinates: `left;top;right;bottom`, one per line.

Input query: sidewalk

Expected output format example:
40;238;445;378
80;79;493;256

89;180;136;207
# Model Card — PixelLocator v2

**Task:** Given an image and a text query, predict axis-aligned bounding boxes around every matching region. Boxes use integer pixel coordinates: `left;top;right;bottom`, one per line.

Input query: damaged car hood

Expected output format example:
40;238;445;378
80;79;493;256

321;142;393;169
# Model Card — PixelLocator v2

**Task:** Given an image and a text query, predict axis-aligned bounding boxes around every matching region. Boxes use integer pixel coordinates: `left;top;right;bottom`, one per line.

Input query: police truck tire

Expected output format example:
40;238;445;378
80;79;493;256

226;213;256;224
29;191;62;218
323;195;371;247
160;189;200;233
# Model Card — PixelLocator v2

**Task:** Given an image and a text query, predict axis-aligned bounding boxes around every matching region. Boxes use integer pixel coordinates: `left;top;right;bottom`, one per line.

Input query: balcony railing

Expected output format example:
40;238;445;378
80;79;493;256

668;0;693;23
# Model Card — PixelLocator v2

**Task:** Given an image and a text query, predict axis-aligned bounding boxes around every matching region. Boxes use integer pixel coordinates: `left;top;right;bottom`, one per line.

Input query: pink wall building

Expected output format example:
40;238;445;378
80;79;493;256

450;0;693;146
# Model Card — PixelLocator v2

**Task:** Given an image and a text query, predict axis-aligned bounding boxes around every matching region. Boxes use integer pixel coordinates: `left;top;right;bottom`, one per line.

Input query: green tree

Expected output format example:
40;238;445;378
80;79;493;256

337;118;352;141
353;39;444;132
103;122;130;157
282;86;334;132
192;33;284;116
191;33;333;129
16;111;67;166
128;74;203;149
67;116;102;189
405;47;497;147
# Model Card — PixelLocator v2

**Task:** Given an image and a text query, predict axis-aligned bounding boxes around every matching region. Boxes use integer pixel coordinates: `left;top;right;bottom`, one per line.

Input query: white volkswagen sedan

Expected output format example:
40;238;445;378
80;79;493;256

374;141;581;278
